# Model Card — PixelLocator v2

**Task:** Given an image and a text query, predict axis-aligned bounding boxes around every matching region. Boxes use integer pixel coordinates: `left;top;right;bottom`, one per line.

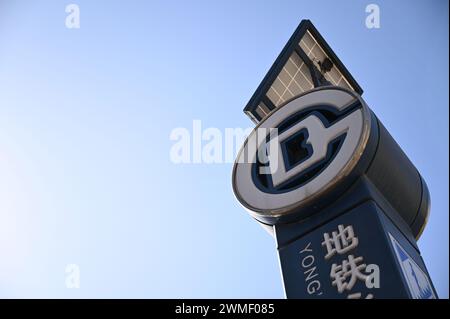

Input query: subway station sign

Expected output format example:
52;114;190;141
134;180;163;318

232;20;436;299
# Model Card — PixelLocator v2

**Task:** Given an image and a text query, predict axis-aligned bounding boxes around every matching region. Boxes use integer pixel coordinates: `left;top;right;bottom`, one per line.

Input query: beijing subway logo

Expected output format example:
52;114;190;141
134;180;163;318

260;101;362;190
232;88;372;222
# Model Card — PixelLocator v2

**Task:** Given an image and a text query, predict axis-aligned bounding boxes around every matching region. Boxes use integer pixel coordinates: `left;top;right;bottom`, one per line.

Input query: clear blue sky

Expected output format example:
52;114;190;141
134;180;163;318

0;0;448;298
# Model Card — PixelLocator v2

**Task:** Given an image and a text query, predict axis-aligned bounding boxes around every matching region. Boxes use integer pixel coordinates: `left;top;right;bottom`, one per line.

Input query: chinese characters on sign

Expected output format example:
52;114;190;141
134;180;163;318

322;225;374;299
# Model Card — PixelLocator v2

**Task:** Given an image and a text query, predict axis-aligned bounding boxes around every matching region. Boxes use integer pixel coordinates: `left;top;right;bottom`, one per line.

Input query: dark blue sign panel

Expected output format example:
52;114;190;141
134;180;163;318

276;201;437;299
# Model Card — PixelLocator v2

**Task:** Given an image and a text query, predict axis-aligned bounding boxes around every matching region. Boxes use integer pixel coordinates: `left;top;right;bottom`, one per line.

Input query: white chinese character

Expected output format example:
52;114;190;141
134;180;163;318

347;292;374;299
322;224;359;259
330;255;367;293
